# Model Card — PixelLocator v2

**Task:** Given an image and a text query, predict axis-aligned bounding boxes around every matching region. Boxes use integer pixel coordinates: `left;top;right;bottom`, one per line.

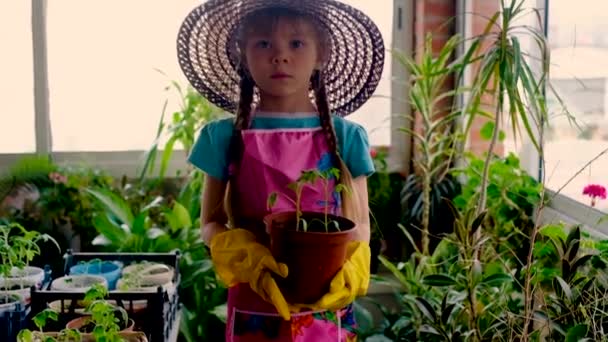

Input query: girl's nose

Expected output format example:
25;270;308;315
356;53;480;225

272;57;288;64
272;49;289;64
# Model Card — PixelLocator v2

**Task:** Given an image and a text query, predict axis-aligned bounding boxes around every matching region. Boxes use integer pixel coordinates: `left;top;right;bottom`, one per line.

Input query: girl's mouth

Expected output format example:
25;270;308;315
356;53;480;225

271;72;292;79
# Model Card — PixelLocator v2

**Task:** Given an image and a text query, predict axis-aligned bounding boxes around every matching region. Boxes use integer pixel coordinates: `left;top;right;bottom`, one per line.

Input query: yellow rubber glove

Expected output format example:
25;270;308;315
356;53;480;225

292;241;371;311
209;229;292;320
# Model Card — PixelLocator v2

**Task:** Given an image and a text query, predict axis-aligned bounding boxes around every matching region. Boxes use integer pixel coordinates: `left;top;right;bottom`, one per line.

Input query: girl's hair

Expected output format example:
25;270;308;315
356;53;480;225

224;8;362;227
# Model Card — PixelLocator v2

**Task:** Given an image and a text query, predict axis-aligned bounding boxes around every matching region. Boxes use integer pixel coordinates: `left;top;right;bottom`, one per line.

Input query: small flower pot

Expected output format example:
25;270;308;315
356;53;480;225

0;266;45;303
121;262;174;285
115;277;176;312
69;261;122;290
0;266;45;289
264;211;355;304
0;293;21;314
19;331;148;342
66;315;134;333
51;275;108;292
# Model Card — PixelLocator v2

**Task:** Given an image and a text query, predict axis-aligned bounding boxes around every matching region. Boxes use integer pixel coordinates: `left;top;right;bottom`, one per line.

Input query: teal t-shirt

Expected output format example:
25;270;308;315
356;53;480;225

188;114;375;181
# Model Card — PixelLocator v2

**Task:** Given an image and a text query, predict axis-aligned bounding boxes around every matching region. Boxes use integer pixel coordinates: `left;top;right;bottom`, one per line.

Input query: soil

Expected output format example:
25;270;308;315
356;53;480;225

0;284;24;291
280;213;347;233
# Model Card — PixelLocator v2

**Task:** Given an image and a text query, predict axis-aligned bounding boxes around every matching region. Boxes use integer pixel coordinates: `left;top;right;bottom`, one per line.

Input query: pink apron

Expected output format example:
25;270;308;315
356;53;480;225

226;125;358;342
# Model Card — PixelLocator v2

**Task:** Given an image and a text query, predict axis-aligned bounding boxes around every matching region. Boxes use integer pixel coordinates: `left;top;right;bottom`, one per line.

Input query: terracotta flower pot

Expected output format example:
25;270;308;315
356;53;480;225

264;211;355;304
66;315;134;334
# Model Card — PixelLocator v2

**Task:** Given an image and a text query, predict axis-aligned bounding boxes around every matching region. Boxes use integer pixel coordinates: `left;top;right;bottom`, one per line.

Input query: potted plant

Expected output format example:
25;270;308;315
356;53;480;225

0;222;58;305
18;303;148;342
114;262;176;311
263;168;355;304
69;258;123;290
64;284;140;342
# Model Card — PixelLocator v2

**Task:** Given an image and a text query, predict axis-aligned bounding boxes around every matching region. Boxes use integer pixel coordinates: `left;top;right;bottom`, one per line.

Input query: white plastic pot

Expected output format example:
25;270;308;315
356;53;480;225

0;266;45;289
51;275;108;292
121;262;174;285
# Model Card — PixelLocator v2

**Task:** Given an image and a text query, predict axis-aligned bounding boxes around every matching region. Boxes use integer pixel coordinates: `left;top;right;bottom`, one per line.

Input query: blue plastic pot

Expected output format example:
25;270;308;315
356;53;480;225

69;261;122;290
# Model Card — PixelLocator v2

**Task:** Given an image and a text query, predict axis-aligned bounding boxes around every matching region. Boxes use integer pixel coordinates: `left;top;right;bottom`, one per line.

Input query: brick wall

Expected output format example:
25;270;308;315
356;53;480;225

410;0;503;160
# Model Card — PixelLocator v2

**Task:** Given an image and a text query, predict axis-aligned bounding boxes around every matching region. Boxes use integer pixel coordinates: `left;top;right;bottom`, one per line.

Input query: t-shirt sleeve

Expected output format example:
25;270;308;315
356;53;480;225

187;118;234;181
339;119;375;178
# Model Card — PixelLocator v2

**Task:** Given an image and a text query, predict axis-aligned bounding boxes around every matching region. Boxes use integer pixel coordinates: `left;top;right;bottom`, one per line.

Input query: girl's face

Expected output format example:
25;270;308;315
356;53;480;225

242;16;324;103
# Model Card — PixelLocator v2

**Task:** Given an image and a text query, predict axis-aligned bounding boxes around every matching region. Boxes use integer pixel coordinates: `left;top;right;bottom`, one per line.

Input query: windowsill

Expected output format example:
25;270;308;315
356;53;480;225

540;189;608;239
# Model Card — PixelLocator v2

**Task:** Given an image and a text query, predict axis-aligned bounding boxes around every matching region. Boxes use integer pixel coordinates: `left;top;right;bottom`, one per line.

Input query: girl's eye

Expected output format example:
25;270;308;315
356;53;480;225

255;40;270;48
291;40;304;48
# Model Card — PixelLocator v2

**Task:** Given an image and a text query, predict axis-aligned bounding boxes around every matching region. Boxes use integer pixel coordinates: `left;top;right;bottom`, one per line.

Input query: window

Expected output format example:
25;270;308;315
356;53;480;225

343;0;393;147
544;0;608;213
0;1;35;153
46;0;200;152
502;0;608;214
42;0;391;152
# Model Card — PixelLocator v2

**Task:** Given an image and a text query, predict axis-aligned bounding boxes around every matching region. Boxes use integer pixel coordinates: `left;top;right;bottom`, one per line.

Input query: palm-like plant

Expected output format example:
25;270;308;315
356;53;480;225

398;34;464;255
460;0;570;215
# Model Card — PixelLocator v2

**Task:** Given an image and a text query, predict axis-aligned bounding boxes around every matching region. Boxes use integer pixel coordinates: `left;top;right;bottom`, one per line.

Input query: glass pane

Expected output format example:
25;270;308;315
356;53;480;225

47;1;392;151
47;1;201;151
343;0;393;146
0;1;35;153
545;0;608;212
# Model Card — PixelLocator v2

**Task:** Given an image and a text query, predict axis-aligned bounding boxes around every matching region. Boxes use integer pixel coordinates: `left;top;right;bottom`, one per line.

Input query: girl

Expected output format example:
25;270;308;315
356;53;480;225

177;1;384;341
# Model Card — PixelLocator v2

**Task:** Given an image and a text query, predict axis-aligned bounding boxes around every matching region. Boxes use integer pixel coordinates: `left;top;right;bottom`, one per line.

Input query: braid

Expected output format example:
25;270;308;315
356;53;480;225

230;66;255;170
312;70;340;160
225;67;255;227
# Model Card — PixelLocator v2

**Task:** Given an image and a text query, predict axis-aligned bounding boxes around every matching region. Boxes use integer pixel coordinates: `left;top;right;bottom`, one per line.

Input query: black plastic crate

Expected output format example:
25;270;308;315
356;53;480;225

29;251;181;342
0;302;28;342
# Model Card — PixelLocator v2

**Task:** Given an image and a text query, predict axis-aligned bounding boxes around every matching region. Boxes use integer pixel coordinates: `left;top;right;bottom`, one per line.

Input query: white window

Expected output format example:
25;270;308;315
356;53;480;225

0;1;35;154
544;0;608;213
2;0;392;157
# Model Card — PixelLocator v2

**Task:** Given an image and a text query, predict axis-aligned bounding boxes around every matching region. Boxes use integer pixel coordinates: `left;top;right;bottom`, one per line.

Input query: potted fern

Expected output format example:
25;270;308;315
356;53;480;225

264;168;355;304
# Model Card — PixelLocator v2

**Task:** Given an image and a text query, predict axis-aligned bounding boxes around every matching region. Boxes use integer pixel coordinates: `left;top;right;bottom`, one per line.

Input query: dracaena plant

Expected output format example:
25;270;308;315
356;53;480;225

396;33;465;256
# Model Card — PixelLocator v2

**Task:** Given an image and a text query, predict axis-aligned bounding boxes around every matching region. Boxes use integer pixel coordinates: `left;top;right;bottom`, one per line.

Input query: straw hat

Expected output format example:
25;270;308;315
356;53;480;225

176;0;385;116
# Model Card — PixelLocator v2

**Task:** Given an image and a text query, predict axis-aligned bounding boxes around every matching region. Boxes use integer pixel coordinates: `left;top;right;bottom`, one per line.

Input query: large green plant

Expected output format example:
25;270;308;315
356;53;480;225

459;0;570;215
139;82;226;180
453;152;542;271
397;34;464;256
86;184;226;341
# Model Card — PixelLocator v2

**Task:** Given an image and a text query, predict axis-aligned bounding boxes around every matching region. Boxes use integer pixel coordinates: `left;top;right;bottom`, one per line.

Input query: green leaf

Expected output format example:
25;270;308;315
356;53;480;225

141;196;164;212
565;324;588;342
131;213;148;235
146;228;167;240
92;214;128;246
415;297;437;322
481;273;512;287
422;274;457;287
479;121;506;142
554;276;572;301
160;137;176;178
85;188;134;226
172;201;192;230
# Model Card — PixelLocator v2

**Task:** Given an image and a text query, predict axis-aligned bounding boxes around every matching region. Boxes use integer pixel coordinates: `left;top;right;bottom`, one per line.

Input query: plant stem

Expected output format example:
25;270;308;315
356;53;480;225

296;183;302;232
476;104;501;217
421;160;431;256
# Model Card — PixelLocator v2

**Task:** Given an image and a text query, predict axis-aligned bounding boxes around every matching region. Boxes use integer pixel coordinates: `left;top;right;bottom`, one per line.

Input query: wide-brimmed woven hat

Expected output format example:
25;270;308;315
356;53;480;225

176;0;385;116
